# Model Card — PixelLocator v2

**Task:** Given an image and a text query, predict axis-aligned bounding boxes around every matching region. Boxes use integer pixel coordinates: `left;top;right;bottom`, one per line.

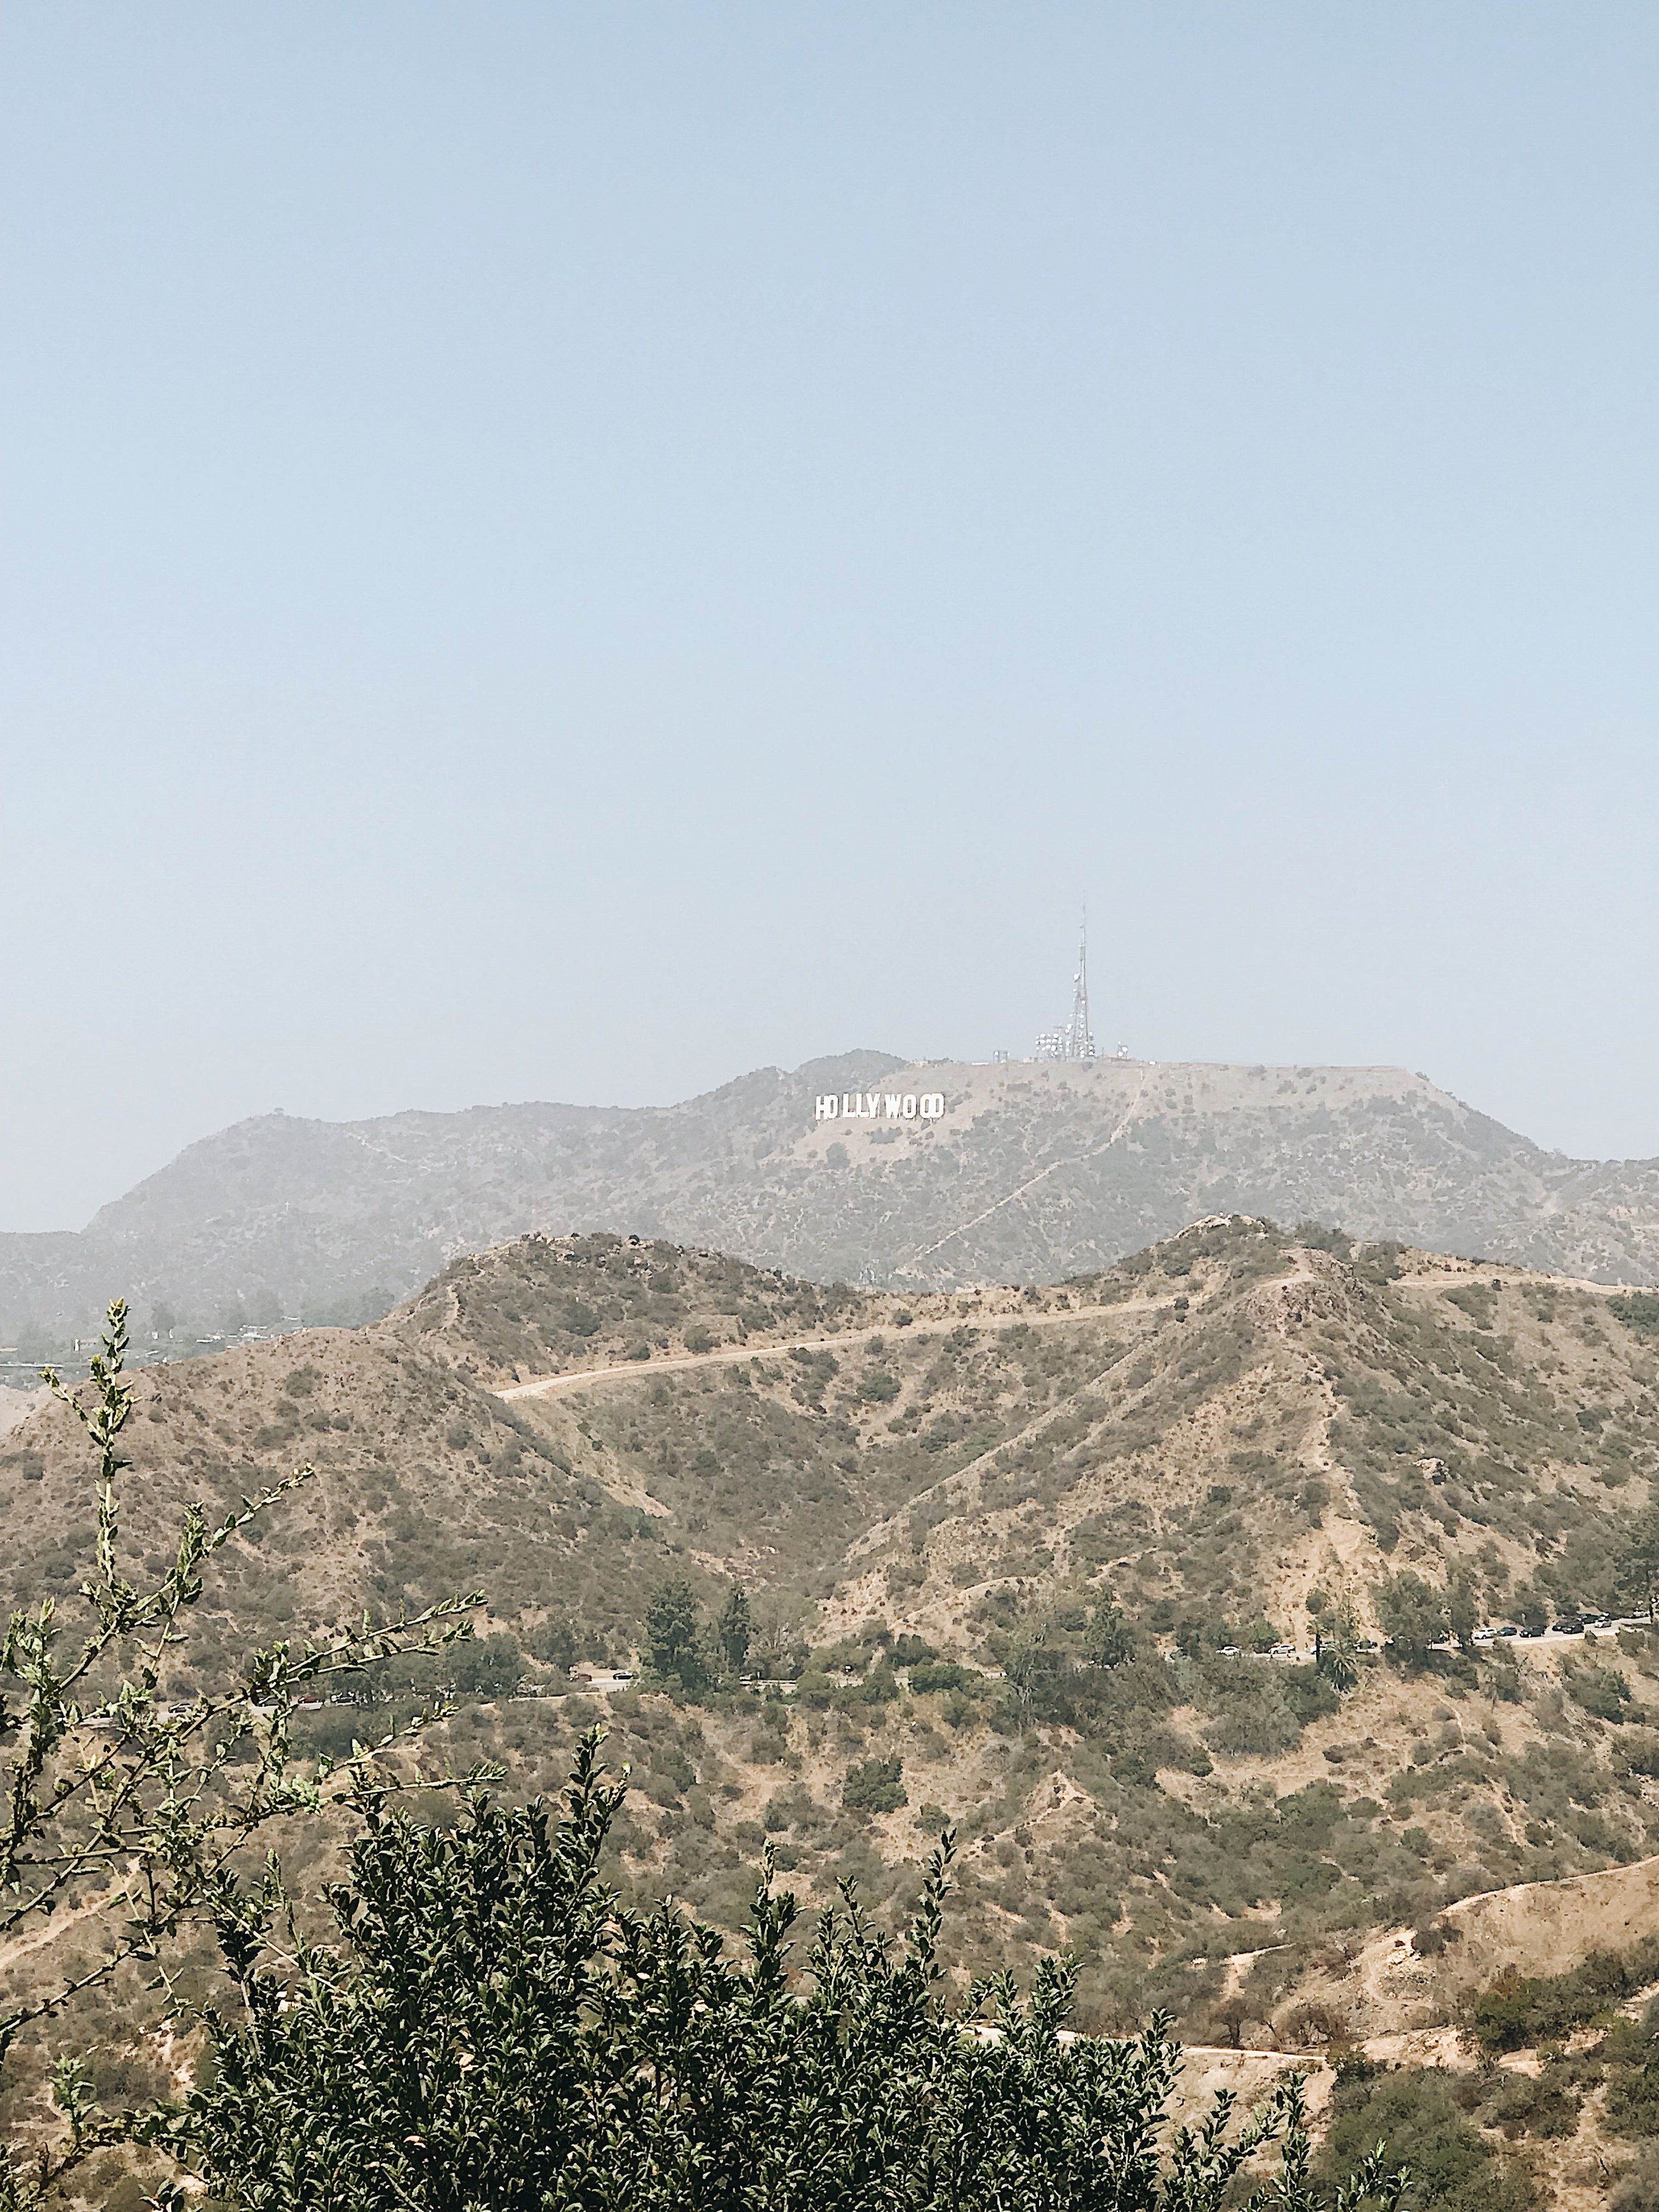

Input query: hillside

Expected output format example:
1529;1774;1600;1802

7;1053;1659;1346
12;1221;1659;2206
7;1227;1659;1939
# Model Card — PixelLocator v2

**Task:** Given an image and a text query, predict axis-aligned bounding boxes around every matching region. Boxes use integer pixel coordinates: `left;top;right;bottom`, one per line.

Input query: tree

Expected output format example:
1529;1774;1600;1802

843;1754;907;1814
1210;1994;1254;2051
1003;1628;1065;1722
1618;1508;1659;1624
1314;1597;1361;1694
1447;1572;1479;1655
716;1583;753;1672
448;1630;523;1702
1375;1571;1448;1667
531;1616;576;1672
1516;1589;1549;1634
1082;1602;1132;1671
1;1302;478;2207
644;1577;705;1687
139;1732;1410;2212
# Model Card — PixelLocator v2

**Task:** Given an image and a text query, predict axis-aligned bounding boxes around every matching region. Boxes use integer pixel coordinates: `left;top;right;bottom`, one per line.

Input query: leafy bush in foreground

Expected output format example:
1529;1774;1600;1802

142;1734;1408;2211
0;1302;477;2209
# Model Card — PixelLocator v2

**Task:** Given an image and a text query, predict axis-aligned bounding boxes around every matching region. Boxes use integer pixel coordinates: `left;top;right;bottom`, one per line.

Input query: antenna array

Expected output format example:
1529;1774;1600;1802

1034;914;1096;1062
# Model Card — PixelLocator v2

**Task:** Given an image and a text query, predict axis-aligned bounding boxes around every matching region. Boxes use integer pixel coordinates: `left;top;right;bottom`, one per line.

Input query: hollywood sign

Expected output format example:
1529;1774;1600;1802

816;1091;945;1122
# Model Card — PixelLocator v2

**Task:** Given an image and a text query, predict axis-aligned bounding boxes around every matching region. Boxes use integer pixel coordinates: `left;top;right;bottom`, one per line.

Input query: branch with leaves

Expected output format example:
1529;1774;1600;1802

123;1728;1410;2212
1;1300;482;2207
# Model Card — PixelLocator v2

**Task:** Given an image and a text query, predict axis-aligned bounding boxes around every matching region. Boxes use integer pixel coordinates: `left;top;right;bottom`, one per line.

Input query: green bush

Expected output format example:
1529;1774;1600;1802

1317;2067;1537;2211
159;1736;1407;2212
1568;1666;1633;1723
1471;1940;1659;2052
843;1756;907;1815
448;1631;524;1703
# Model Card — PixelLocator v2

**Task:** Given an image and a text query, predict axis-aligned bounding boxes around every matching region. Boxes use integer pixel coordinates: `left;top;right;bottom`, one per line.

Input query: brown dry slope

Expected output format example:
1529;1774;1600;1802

9;1220;1659;2208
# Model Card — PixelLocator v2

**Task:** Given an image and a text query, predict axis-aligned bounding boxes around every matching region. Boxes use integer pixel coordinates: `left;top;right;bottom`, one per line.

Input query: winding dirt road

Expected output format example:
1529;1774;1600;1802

495;1293;1177;1405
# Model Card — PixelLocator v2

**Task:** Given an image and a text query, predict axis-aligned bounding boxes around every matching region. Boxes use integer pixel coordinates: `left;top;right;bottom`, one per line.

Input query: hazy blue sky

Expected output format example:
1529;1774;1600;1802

4;5;1658;1229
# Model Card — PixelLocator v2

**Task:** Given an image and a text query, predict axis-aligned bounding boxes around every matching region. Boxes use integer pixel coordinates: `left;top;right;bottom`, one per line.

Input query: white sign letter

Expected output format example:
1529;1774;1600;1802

884;1095;902;1117
815;1094;837;1120
902;1095;917;1118
920;1092;945;1119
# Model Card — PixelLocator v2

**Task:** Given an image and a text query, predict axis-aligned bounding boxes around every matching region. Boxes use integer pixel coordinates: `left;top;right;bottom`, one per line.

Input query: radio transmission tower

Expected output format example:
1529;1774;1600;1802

1035;912;1096;1061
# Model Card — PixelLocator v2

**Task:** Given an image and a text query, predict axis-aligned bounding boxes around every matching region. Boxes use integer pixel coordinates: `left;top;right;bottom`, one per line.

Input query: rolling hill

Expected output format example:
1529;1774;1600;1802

6;1053;1659;1347
12;1220;1659;2203
6;1223;1659;1984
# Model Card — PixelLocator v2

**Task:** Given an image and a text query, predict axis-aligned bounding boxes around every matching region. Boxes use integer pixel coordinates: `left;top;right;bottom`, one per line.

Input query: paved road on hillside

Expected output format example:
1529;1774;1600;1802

495;1294;1176;1404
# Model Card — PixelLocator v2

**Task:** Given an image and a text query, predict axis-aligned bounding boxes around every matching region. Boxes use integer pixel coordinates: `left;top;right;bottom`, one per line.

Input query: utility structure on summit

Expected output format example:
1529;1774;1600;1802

1035;915;1096;1062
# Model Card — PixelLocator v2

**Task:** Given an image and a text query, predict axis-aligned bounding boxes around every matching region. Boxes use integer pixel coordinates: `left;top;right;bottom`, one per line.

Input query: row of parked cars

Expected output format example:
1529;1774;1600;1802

1477;1613;1629;1642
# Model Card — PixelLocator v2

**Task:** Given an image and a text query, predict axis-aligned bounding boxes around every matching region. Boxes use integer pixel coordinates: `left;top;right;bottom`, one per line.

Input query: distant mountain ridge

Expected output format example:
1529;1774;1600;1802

4;1051;1659;1335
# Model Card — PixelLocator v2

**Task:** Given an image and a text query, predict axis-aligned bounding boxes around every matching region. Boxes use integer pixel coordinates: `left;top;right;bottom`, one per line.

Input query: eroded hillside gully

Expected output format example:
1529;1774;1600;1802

8;1216;1659;2205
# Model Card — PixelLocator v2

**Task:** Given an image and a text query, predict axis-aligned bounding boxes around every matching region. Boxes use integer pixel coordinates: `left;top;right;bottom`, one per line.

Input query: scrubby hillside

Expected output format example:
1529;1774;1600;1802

9;1220;1659;2205
9;1052;1659;1345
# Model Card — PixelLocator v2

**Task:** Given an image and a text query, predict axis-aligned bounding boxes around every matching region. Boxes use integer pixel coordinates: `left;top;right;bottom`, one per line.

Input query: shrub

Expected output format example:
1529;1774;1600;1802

1471;1940;1659;2052
449;1630;524;1702
1569;1666;1634;1723
158;1736;1408;2212
1317;2067;1537;2211
1612;2146;1659;2212
843;1756;907;1815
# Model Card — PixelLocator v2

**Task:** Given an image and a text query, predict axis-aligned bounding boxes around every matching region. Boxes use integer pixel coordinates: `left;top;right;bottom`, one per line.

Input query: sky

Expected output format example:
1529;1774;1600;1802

4;4;1658;1231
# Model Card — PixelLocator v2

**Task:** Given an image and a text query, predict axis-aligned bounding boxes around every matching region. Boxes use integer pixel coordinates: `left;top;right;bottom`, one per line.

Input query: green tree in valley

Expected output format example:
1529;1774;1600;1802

644;1577;706;1688
716;1583;753;1672
447;1630;523;1702
1447;1571;1479;1655
1082;1602;1132;1670
1314;1596;1362;1693
1375;1571;1449;1667
531;1615;576;1672
1617;1506;1659;1623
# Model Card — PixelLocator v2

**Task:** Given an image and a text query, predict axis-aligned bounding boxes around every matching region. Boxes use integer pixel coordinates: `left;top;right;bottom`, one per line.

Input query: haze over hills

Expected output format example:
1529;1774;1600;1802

5;1052;1659;1343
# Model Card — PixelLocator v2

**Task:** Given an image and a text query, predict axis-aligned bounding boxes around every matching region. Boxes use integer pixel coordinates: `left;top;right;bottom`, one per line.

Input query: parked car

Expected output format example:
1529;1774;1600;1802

1520;1626;1543;1638
1497;1625;1519;1637
1551;1618;1584;1637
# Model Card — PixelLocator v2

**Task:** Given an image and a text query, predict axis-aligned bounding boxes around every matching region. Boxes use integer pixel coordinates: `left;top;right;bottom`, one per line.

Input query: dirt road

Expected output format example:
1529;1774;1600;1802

496;1293;1177;1404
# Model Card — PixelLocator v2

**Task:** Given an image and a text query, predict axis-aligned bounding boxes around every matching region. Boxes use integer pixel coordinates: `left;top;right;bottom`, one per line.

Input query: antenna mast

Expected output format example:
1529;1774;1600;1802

1066;911;1094;1060
1034;911;1097;1061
